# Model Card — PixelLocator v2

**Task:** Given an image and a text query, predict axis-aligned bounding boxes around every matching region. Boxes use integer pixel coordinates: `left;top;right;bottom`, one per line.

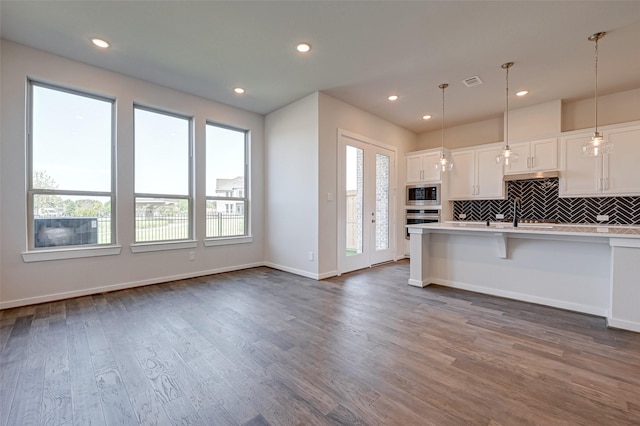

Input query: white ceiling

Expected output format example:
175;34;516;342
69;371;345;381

2;1;640;134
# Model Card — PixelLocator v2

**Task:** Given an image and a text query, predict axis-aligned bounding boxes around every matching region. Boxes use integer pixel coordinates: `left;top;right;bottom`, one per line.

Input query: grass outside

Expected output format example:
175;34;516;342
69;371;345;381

97;216;245;243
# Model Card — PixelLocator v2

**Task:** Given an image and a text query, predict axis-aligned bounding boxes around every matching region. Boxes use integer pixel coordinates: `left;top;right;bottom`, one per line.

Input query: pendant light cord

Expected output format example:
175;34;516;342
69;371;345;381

594;36;599;134
441;84;445;153
505;64;509;149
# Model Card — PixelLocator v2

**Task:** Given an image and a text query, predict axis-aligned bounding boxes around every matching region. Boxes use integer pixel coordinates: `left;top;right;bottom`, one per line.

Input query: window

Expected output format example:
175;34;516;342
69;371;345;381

206;123;248;238
134;107;192;242
28;82;114;249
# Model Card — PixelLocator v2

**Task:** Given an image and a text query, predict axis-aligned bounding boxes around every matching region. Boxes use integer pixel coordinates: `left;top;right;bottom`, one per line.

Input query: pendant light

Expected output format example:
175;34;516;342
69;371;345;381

495;62;518;167
582;32;612;156
435;83;453;172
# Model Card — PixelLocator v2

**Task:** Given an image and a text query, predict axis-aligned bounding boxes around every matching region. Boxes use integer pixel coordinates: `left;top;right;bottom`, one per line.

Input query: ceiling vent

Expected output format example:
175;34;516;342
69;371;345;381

462;76;483;87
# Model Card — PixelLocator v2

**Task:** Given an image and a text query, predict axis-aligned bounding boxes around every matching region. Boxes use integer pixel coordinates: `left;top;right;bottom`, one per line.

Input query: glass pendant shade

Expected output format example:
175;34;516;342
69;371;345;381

582;131;612;156
496;147;519;166
435;151;454;172
435;83;453;172
496;62;517;167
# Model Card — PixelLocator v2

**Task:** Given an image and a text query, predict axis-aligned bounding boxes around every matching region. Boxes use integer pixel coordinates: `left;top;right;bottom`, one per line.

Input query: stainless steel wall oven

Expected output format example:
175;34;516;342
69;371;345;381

405;208;440;239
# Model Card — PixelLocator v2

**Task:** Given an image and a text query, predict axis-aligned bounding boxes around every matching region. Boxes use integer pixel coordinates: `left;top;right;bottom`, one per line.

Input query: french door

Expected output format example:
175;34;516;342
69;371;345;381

338;130;396;274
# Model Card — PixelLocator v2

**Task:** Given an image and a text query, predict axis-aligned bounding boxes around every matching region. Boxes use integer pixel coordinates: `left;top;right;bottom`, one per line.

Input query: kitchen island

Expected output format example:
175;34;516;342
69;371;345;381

407;222;640;333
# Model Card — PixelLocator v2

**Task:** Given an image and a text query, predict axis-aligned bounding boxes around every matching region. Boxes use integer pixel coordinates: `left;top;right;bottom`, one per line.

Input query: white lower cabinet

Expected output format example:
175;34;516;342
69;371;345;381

560;124;640;197
449;145;504;200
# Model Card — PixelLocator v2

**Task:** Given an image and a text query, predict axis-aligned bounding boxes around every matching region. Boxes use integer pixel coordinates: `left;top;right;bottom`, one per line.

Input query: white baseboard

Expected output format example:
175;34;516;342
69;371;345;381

318;270;338;280
408;278;427;288
607;317;640;333
263;262;326;280
432;278;608;317
0;262;264;310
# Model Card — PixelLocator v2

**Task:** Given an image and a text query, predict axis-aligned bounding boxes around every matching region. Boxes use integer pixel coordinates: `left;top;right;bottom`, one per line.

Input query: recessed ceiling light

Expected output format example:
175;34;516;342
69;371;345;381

516;90;529;97
233;87;245;94
296;43;311;53
422;115;432;120
388;95;399;101
90;38;110;48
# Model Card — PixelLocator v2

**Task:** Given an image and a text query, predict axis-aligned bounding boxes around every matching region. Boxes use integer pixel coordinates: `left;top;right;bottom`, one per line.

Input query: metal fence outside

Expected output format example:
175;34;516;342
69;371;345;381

35;213;245;245
206;212;245;238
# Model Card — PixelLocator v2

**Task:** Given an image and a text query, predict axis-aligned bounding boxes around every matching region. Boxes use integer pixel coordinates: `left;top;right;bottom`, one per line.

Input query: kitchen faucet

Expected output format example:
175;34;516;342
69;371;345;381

513;197;521;227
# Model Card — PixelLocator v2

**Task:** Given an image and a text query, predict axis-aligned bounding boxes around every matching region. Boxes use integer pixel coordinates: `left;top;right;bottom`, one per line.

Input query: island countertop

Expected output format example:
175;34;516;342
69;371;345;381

407;221;640;240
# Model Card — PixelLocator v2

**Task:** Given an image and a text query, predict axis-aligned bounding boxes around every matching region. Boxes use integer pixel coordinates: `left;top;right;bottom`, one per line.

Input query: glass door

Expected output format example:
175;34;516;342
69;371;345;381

338;131;395;274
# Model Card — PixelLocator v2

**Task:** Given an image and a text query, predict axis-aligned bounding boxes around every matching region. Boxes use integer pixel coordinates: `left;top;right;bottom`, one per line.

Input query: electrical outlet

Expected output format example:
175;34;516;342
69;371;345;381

188;251;195;261
308;251;314;261
459;213;467;219
496;214;505;220
597;214;609;222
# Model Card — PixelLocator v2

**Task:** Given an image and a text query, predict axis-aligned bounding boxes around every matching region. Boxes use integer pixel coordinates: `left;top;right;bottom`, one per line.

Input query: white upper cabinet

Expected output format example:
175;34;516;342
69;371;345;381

449;145;505;200
406;150;441;183
504;137;558;175
602;125;640;195
559;123;640;197
449;150;475;199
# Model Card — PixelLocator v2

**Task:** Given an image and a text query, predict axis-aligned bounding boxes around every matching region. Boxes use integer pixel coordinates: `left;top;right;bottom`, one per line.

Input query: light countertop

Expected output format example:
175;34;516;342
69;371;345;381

407;221;640;239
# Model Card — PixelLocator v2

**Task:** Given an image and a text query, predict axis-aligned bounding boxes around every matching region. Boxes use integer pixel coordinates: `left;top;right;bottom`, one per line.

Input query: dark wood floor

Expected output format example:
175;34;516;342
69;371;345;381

2;260;640;425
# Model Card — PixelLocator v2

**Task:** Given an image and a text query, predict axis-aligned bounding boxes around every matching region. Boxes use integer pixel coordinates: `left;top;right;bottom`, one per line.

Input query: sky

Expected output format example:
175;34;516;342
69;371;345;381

32;85;245;200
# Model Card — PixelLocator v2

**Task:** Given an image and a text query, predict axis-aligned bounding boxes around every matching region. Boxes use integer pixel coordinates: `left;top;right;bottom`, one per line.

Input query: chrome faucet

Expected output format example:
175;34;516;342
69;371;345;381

513;197;521;227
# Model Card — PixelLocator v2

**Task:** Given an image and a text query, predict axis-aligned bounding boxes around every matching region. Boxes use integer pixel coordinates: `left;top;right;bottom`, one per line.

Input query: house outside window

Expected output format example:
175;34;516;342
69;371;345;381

28;81;115;249
206;123;248;238
134;106;192;242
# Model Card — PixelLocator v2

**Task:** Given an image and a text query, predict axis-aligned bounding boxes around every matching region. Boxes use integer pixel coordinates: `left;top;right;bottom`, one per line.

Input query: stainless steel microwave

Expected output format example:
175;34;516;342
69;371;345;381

406;183;441;206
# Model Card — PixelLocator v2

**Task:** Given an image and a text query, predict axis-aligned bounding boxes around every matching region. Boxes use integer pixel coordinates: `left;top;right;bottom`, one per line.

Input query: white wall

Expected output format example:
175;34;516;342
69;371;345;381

508;100;561;140
318;92;417;276
417;117;503;150
562;87;640;132
0;41;265;308
264;93;320;278
417;88;640;150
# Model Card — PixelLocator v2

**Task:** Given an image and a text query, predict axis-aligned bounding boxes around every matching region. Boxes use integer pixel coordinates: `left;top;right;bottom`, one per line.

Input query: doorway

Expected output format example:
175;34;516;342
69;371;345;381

337;129;396;274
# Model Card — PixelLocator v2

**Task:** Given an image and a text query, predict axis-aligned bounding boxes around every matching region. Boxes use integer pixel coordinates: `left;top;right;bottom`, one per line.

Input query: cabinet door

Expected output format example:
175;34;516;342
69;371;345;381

449;150;475;199
504;142;531;174
603;125;640;195
559;133;600;196
476;146;505;199
530;137;558;171
421;152;442;182
406;155;423;183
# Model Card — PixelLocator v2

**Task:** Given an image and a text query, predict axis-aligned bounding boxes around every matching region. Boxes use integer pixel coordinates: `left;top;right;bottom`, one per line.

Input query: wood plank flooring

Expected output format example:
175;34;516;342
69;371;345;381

1;260;639;425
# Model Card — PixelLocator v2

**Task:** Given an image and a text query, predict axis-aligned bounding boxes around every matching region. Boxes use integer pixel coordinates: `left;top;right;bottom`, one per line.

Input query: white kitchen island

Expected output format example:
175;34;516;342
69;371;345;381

407;222;640;333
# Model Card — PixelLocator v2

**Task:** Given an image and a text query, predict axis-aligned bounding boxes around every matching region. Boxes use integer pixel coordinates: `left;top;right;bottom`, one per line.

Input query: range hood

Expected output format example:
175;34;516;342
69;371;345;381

503;170;559;182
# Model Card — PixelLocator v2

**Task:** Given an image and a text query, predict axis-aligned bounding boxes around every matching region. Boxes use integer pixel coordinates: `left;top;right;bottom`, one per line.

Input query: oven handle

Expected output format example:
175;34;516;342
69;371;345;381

406;214;441;220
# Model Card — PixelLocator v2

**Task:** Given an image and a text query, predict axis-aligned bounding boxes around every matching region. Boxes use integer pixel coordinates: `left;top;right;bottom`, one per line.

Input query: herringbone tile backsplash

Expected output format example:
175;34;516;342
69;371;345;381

452;178;640;224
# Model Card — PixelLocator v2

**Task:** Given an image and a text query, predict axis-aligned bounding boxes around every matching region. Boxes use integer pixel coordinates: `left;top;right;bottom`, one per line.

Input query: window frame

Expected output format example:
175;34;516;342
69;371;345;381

205;121;250;242
25;80;117;253
132;104;195;245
